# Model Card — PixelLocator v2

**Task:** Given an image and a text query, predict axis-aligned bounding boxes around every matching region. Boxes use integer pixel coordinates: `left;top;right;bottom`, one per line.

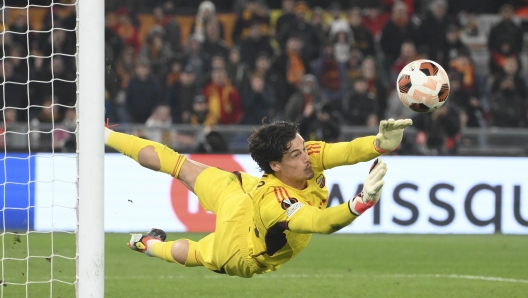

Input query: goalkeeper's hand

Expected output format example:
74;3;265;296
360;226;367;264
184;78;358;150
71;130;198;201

374;118;413;153
349;158;387;216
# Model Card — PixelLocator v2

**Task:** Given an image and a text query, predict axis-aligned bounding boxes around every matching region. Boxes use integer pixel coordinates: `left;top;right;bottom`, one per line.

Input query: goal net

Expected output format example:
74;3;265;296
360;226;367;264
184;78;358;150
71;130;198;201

1;1;104;297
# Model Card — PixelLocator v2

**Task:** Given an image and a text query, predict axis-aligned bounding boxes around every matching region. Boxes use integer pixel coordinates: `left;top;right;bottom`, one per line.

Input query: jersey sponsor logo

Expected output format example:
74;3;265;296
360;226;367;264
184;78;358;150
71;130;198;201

286;202;304;217
281;197;299;210
316;174;325;188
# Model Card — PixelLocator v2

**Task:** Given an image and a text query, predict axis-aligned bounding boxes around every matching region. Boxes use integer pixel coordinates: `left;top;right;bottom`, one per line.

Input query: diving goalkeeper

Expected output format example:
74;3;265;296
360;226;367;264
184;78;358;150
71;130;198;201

105;118;412;277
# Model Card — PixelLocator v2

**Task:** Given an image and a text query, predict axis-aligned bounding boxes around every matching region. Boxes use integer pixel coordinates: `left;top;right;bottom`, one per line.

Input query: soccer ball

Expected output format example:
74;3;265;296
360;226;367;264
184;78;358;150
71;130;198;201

396;59;450;113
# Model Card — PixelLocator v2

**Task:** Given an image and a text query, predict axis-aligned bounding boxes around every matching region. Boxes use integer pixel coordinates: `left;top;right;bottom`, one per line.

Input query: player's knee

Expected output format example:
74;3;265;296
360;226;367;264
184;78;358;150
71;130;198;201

138;146;161;171
171;239;189;265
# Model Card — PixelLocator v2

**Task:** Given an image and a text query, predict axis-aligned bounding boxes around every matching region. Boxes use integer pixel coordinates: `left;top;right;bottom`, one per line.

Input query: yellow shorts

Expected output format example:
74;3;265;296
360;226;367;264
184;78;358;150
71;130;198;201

193;167;268;278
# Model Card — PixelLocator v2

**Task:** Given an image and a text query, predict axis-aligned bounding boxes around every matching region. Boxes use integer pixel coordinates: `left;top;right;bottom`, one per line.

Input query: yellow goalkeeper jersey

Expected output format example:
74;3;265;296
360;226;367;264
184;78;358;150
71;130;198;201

246;136;380;271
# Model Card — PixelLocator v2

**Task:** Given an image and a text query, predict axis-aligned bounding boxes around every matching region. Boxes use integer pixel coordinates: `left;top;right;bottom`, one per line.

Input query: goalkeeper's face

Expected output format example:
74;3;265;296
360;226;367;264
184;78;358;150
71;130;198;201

272;134;314;187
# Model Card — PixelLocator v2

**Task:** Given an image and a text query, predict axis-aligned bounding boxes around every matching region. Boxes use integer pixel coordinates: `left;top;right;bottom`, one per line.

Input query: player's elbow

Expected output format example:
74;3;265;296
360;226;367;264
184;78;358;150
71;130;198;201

318;222;347;235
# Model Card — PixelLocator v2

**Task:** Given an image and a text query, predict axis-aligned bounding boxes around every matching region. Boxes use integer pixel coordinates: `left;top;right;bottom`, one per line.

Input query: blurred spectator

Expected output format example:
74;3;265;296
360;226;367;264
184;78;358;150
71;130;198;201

413;102;461;155
311;45;347;107
226;47;251;91
272;36;307;107
30;96;52;128
202;68;243;124
164;59;182;91
310;7;330;45
491;57;527;100
346;48;364;82
328;2;350;38
115;46;136;91
186;95;215;125
333;30;352;64
275;0;296;35
285;74;328;122
361;56;389;120
50;57;77;119
41;28;76;58
299;102;341;142
9;44;29;79
113;46;136;122
488;4;523;59
192;1;224;43
38;4;76;55
233;0;268;13
383;0;415;16
194;127;229;153
417;0;451;63
362;7;390;38
166;64;198;123
151;5;182;55
254;53;286;105
31;57;76;122
380;2;418;70
125;59;161;123
489;37;522;75
390;41;418;85
30;96;61;151
343;76;378;126
55;108;76;152
277;2;323;62
1;61;29;121
139;30;174;79
232;0;270;44
112;7;140;52
105;13;124;66
439;25;469;70
449;72;483;128
145;104;173;144
489;76;525;127
202;20;230;59
183;36;208;81
449;52;477;95
2;108;17;124
9;14;29;53
348;8;376;57
200;55;227;88
239;20;274;68
241;73;276;124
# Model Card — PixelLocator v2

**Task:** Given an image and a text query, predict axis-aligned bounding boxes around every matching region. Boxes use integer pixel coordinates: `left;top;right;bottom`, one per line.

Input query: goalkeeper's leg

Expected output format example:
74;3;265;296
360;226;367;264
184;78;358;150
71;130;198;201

129;230;203;268
105;128;209;192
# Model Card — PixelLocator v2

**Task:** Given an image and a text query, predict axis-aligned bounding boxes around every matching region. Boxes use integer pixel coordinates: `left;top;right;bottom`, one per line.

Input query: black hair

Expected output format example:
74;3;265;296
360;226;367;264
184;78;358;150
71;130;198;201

248;121;299;174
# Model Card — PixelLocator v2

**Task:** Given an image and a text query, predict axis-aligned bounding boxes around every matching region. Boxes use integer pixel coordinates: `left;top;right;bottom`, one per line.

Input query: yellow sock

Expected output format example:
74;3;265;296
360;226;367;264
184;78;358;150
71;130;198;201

148;239;203;267
106;131;186;178
148;241;177;263
184;240;202;267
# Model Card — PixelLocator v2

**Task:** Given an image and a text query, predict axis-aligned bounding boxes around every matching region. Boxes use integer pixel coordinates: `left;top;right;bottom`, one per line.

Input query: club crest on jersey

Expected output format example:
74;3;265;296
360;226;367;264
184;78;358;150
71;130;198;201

316;174;325;188
281;198;299;210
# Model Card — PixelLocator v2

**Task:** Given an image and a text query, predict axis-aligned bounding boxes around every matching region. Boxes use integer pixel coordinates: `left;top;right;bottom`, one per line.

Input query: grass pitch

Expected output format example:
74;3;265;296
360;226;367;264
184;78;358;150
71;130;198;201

2;233;527;297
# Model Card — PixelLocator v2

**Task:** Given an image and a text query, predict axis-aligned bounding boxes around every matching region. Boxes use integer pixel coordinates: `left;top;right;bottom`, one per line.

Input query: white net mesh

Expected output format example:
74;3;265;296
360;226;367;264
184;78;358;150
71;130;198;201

1;1;78;296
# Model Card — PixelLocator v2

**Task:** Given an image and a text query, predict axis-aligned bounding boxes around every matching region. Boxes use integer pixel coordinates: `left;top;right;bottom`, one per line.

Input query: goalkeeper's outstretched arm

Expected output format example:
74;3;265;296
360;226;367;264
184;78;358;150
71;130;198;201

320;119;412;170
287;159;386;234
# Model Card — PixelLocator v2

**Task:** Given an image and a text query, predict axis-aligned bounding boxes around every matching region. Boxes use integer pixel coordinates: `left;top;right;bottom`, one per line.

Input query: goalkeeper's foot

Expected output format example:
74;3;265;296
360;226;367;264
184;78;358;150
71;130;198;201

128;228;167;255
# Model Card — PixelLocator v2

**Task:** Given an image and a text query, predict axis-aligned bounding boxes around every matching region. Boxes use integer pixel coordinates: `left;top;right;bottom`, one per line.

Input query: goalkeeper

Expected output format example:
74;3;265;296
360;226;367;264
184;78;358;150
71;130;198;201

105;118;412;277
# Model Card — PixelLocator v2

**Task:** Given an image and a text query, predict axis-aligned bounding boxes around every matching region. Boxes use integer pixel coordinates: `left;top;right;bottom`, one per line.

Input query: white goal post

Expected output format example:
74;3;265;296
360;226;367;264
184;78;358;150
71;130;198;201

77;0;105;297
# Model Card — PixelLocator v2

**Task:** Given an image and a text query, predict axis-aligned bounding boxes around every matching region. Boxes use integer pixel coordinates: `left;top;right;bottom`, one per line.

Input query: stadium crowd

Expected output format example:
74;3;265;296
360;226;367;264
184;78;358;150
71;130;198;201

0;0;527;155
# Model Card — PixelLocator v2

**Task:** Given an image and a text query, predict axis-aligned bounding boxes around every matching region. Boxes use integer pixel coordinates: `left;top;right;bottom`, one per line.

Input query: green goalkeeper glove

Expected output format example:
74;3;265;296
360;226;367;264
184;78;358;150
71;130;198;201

349;158;387;216
374;118;413;153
